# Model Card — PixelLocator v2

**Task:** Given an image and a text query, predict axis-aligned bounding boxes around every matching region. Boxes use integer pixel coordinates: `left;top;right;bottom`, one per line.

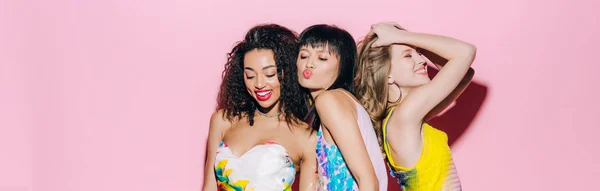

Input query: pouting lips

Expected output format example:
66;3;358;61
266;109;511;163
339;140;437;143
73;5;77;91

303;69;312;79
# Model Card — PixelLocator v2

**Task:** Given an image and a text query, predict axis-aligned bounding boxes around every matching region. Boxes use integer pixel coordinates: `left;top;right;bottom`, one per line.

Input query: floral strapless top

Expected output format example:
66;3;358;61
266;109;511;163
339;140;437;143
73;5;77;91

214;141;296;191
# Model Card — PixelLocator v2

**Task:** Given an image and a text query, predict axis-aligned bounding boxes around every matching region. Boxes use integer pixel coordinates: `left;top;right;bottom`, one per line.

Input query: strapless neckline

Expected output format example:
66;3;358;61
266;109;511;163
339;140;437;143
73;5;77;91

214;141;297;191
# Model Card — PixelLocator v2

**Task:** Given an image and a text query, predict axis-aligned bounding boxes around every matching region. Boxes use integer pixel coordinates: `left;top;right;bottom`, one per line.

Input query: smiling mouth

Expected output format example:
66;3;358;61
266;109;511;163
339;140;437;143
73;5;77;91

255;90;272;101
414;66;427;75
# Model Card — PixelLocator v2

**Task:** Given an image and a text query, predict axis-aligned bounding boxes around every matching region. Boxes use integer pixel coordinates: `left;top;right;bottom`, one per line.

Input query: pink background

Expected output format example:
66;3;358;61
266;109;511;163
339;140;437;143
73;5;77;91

2;0;599;190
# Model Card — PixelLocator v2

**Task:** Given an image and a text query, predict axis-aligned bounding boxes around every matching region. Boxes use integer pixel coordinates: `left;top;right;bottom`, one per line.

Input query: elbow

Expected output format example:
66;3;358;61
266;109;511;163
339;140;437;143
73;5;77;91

463;43;477;59
466;43;477;53
454;43;476;65
356;174;379;191
448;42;476;63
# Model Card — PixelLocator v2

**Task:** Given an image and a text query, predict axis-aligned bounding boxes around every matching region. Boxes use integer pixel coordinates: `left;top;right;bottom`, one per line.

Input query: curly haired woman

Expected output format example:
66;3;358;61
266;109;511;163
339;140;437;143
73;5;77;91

203;24;318;191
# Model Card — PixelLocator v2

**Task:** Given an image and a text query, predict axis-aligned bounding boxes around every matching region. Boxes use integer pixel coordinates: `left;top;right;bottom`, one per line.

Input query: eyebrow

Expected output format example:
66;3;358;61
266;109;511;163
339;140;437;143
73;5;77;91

244;65;276;71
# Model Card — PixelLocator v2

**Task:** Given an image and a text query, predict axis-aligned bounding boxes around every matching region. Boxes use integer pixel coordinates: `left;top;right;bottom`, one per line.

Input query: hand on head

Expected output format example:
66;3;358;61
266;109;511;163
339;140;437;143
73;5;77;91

370;22;409;47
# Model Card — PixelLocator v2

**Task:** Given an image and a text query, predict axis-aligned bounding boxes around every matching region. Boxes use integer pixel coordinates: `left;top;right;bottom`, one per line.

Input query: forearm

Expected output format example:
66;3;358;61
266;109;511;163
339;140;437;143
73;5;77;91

394;32;476;62
202;159;217;191
299;174;318;191
356;175;379;191
299;159;318;191
202;177;217;191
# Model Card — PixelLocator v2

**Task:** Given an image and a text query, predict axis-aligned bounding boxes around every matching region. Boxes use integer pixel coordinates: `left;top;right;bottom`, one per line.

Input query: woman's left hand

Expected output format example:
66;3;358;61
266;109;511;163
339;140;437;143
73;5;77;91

371;22;409;47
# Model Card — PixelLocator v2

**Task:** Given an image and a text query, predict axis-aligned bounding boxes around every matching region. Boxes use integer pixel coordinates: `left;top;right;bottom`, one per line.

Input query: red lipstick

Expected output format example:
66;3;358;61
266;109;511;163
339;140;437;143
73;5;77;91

255;89;272;101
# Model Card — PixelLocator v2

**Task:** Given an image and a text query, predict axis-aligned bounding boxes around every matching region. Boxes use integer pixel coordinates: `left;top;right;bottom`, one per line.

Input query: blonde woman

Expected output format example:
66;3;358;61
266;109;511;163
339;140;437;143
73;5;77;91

355;22;476;191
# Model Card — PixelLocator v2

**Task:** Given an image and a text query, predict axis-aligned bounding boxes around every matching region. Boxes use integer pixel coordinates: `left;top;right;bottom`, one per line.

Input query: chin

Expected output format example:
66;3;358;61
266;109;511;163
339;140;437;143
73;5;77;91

256;100;278;109
298;80;311;89
304;85;322;91
258;104;270;109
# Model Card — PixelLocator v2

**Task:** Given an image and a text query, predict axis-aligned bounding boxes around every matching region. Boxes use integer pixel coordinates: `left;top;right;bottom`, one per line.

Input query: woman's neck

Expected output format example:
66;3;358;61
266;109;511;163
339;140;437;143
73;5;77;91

399;87;414;100
310;89;325;99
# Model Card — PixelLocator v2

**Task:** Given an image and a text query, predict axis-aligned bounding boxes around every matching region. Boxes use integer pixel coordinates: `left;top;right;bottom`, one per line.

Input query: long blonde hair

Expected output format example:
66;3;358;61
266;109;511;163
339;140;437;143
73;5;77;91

355;32;394;150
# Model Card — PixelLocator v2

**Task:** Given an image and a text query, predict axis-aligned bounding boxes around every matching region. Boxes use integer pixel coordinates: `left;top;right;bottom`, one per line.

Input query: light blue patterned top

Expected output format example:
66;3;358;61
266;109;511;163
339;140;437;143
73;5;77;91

314;90;388;191
315;127;359;191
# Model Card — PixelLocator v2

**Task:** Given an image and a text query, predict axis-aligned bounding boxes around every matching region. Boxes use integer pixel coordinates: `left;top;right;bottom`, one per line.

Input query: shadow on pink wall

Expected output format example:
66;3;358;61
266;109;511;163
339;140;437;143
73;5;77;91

428;68;489;147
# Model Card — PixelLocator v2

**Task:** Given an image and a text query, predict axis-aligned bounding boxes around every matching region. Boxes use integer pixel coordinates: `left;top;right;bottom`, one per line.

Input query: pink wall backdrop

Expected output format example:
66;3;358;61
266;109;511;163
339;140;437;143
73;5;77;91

2;0;599;190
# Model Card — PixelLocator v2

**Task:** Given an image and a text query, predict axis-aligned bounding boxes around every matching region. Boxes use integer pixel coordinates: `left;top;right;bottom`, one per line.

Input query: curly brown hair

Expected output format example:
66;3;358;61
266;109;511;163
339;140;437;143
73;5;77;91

216;24;310;127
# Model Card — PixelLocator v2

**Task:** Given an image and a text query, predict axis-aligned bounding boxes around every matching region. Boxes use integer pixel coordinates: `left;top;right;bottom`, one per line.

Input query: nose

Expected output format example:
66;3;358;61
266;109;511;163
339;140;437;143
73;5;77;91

414;54;427;66
255;75;266;89
306;59;314;69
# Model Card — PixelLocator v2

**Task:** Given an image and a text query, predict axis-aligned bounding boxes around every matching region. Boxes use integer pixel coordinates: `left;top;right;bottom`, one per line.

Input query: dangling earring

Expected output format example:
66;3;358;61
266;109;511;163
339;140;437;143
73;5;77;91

388;77;402;104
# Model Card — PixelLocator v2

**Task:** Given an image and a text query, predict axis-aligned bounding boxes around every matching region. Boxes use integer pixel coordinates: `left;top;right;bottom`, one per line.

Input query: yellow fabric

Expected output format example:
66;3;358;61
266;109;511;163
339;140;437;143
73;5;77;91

382;106;461;191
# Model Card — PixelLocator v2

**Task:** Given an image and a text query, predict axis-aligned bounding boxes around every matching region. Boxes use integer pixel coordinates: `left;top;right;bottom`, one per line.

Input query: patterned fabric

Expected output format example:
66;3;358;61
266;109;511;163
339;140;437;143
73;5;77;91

214;141;296;191
383;106;462;191
314;90;388;191
315;128;359;191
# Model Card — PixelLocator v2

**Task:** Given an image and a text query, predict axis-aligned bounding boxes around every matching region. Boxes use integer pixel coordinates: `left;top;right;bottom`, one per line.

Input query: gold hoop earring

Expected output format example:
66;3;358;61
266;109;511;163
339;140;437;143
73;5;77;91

388;81;401;104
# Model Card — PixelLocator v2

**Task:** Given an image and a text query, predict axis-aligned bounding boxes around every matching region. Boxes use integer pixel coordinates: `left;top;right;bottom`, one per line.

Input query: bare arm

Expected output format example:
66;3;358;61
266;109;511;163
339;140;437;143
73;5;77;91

315;90;379;191
298;133;318;191
374;23;477;124
371;23;476;168
202;110;230;191
423;49;475;120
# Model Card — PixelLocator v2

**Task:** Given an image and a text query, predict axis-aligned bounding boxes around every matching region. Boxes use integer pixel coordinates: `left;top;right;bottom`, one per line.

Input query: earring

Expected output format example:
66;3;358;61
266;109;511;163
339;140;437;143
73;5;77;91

388;81;401;104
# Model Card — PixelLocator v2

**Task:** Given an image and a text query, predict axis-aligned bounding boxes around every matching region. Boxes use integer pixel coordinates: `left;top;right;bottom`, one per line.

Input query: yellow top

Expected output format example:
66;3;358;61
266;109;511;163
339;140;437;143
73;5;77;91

382;106;462;191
